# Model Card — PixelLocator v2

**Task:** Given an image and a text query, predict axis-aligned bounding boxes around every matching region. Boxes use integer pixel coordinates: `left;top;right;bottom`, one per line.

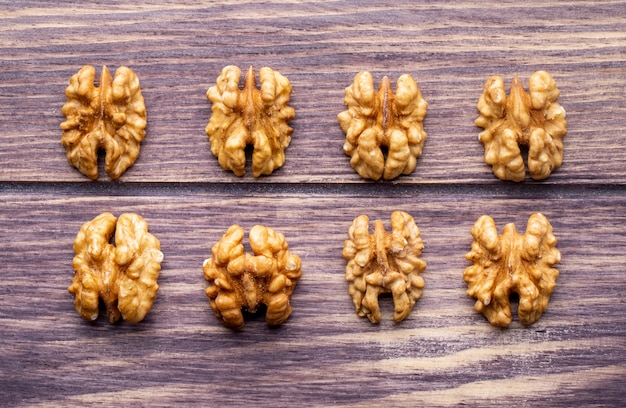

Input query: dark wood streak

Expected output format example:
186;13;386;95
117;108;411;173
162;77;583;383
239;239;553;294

1;1;625;406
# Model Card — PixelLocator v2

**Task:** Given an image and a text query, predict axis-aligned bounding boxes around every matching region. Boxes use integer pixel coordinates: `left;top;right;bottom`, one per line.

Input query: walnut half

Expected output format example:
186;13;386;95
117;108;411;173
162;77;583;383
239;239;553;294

68;212;163;324
60;65;147;180
342;211;426;323
206;66;295;177
475;71;567;181
464;213;561;327
338;72;428;180
203;224;302;329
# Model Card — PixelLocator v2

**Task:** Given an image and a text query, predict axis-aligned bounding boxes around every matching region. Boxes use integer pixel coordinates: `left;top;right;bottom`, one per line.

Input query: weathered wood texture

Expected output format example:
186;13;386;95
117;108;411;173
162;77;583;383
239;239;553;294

1;0;625;184
1;1;625;407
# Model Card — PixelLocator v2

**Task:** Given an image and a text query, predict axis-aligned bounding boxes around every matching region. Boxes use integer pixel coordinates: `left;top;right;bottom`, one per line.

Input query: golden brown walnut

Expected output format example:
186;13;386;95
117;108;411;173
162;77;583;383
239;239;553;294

342;211;426;323
68;212;163;324
206;65;295;177
475;71;567;181
464;213;561;327
203;224;302;329
338;72;428;181
60;65;147;180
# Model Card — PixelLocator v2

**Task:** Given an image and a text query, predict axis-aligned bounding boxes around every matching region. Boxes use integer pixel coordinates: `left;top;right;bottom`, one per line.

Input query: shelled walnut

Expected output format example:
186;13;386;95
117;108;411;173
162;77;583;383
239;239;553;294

342;211;426;323
475;71;567;181
60;65;147;180
206;65;295;177
68;212;163;324
203;224;302;329
464;213;561;327
338;72;428;181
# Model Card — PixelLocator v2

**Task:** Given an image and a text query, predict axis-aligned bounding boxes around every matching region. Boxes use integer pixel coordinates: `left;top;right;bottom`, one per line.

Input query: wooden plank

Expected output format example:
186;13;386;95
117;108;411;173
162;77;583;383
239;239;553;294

1;1;625;406
0;1;625;184
1;187;624;405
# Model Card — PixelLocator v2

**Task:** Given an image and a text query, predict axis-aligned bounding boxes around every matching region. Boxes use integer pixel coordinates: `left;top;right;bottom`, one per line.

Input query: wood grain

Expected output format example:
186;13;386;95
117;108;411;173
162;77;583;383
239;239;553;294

1;1;625;407
1;0;625;184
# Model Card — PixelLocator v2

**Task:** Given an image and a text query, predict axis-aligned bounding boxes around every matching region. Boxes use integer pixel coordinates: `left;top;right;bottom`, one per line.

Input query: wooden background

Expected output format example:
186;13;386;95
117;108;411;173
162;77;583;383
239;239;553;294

1;1;625;406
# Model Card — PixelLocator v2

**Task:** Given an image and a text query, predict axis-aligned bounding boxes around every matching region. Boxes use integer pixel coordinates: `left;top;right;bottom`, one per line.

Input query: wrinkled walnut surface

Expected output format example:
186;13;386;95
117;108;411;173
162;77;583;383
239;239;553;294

338;71;428;181
68;212;163;323
206;65;295;177
464;213;561;327
60;65;147;180
203;224;302;329
342;211;426;323
476;70;567;181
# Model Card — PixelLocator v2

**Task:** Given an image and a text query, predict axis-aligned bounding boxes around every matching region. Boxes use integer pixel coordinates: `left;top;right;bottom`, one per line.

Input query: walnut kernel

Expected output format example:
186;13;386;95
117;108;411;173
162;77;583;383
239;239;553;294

342;211;426;323
475;71;567;181
338;72;428;180
68;212;163;323
206;66;295;177
464;213;561;327
203;224;302;329
60;65;147;180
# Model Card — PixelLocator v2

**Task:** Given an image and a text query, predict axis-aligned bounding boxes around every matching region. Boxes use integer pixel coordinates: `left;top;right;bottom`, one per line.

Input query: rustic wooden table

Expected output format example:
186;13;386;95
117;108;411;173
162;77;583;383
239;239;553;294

1;1;625;406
